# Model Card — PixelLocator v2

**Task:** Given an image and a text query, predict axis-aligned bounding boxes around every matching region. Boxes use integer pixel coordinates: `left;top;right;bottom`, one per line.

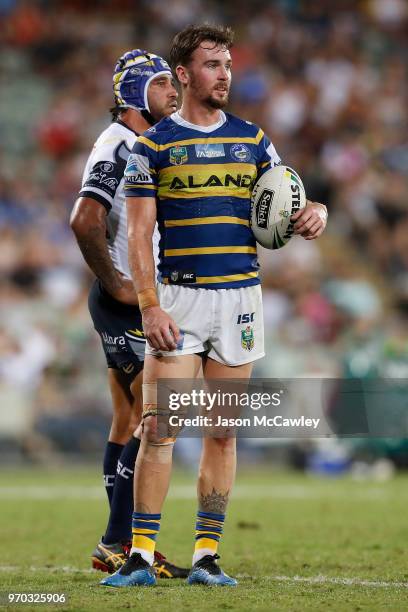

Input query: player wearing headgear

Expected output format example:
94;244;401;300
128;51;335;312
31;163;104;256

70;49;188;578
102;26;327;588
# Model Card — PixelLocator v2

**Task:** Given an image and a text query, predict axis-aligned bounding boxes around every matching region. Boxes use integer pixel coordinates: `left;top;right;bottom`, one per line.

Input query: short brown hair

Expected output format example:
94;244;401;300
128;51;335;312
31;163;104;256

169;24;234;72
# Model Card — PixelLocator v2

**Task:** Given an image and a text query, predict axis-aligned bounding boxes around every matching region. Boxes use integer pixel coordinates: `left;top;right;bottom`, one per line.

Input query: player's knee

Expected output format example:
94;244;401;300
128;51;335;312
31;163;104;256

141;415;175;463
142;415;160;443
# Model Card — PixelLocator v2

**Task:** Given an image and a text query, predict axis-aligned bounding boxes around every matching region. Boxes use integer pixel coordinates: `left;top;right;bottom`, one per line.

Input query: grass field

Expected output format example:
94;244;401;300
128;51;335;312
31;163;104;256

0;465;407;611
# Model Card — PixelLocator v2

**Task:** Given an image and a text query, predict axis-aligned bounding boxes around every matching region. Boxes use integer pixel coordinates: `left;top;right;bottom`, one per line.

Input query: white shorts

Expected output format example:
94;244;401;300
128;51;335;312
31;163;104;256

146;284;265;366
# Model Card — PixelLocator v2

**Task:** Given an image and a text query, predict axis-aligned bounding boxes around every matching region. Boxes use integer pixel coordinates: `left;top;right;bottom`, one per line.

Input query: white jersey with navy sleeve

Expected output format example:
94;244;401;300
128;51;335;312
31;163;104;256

80;120;159;280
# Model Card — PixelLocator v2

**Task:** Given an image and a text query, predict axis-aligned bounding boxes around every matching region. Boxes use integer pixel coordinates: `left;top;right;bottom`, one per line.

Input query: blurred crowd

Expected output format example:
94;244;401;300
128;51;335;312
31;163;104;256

0;0;407;460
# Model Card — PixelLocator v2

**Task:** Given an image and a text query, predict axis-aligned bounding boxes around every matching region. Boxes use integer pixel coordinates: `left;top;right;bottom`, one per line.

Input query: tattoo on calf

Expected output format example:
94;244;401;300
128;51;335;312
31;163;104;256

199;488;229;514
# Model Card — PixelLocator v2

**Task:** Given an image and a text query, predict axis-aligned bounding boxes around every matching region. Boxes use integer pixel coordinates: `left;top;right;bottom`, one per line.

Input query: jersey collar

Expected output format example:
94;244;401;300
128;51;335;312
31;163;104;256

115;118;140;136
170;111;226;133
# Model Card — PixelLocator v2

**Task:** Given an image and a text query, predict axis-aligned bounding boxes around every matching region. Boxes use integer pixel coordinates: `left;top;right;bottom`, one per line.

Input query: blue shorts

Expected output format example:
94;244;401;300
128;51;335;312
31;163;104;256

88;279;145;377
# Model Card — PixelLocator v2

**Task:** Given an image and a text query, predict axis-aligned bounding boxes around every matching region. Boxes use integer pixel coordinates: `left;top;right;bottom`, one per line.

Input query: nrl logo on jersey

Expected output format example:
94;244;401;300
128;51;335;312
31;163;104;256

169;145;188;165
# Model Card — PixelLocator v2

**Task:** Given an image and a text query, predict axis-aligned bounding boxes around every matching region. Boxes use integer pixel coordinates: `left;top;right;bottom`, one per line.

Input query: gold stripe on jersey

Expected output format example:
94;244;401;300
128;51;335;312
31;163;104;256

160;162;256;178
164;246;257;257
163;271;259;284
138;129;264;153
159;186;250;199
126;183;158;190
158;162;257;200
164;216;249;227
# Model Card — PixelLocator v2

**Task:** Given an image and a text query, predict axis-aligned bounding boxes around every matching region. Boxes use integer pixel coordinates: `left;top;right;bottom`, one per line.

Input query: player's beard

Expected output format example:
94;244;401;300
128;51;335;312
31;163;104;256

190;74;229;109
205;90;229;109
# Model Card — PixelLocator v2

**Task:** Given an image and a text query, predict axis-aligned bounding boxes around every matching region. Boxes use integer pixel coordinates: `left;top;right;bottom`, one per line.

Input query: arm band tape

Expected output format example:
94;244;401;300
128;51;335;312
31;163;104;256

138;288;159;312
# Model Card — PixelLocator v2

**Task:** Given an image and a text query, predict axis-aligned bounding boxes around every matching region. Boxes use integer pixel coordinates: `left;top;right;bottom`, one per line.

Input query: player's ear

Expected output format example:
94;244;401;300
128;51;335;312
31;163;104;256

176;65;189;86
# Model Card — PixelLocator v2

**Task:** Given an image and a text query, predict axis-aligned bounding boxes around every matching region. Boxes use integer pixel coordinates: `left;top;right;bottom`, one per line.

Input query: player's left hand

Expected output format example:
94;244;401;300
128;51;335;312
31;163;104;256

291;200;328;240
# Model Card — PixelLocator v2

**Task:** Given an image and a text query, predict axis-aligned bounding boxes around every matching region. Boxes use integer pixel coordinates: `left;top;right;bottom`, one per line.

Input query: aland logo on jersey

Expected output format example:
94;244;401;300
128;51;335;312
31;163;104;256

158;162;257;199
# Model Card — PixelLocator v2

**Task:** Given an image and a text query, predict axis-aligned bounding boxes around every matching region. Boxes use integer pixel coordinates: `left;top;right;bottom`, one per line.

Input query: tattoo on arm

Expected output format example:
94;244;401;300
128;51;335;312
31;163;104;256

75;225;122;295
199;488;229;514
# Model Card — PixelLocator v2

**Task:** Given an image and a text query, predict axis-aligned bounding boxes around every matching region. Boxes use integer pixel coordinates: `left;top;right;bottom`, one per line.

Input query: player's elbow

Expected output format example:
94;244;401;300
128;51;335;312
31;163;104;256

70;198;105;238
69;207;82;235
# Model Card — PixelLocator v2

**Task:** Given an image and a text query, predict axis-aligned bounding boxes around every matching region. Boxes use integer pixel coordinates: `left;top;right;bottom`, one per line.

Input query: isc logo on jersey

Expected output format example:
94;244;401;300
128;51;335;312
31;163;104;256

125;154;152;184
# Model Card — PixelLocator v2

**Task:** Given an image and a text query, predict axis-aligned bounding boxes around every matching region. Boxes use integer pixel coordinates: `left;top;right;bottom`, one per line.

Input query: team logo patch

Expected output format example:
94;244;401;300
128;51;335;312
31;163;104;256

230;143;251;162
99;162;113;172
125;328;145;340
195;143;225;159
241;325;254;351
122;363;135;375
169;145;188;165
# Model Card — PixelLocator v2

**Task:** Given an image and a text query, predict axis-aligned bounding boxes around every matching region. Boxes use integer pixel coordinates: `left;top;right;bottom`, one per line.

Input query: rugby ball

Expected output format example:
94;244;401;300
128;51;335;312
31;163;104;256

250;165;306;249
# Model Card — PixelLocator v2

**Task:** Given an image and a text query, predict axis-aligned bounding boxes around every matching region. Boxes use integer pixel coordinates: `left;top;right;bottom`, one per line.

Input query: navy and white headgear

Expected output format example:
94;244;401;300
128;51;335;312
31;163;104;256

113;49;172;113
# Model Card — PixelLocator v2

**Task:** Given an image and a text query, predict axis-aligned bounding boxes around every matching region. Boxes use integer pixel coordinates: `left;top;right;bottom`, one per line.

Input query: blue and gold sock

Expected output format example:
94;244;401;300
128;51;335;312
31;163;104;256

193;511;225;564
131;512;161;565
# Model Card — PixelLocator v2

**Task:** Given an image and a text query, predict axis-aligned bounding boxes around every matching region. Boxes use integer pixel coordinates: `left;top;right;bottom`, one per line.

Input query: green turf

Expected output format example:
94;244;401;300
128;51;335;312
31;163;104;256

0;466;407;611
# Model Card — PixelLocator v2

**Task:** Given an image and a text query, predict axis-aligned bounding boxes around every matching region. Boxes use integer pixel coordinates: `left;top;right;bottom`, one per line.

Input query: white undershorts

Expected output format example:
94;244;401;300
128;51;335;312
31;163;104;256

146;284;264;366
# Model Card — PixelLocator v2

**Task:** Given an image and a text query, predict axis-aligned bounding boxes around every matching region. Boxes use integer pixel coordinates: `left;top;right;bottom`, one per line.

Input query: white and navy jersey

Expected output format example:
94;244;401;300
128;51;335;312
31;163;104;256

79;120;159;280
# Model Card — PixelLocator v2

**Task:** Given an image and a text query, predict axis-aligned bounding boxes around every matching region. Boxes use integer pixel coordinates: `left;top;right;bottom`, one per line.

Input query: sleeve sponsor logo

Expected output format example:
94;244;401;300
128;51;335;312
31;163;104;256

85;161;120;192
83;141;130;197
125;154;153;184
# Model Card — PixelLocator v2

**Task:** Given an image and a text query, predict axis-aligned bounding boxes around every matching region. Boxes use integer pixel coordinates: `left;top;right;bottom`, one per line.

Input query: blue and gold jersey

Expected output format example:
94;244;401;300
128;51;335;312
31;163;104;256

124;111;281;289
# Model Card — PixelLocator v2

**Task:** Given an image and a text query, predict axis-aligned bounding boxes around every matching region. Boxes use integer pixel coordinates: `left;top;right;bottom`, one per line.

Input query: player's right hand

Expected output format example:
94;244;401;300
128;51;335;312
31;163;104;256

142;306;181;351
